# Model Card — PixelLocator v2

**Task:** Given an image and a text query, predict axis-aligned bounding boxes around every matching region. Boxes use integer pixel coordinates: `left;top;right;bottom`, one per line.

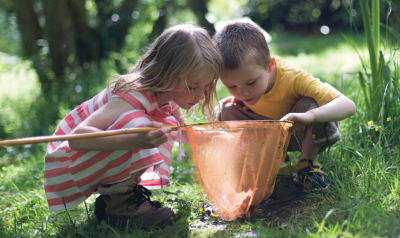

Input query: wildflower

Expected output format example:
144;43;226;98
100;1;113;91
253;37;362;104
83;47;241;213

4;221;10;227
312;134;316;139
387;117;392;122
12;212;19;217
368;121;374;127
375;126;381;131
199;207;204;214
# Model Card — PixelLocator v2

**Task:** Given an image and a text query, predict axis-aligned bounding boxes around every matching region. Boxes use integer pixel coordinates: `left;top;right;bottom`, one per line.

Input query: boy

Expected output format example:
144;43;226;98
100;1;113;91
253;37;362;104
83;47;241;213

213;23;356;189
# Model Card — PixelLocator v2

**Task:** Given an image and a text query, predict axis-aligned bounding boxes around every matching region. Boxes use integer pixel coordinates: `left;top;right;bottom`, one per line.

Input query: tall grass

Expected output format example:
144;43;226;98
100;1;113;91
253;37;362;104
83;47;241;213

344;0;400;145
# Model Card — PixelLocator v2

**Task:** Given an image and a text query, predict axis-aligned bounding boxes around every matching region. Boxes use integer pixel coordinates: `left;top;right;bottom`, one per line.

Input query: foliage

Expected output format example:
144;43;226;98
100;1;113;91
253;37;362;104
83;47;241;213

245;0;399;34
0;2;21;55
343;0;400;144
0;0;217;138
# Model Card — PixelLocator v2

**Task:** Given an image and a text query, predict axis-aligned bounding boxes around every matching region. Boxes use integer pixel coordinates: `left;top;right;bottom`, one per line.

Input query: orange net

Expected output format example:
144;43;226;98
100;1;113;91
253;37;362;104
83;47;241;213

182;120;293;221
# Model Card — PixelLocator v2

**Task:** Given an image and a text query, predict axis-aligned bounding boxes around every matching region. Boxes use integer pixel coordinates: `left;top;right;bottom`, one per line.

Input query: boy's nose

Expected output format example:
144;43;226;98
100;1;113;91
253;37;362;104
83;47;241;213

240;87;250;97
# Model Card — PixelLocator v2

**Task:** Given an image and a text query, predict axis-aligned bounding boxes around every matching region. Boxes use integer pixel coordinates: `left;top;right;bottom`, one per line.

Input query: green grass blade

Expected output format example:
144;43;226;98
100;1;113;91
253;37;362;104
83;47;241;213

372;0;380;61
341;34;368;73
358;72;372;117
360;0;379;120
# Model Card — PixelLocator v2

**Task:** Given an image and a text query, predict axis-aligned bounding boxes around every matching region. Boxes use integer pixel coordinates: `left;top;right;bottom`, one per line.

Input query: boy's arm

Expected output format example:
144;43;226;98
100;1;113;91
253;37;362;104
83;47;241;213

280;95;356;130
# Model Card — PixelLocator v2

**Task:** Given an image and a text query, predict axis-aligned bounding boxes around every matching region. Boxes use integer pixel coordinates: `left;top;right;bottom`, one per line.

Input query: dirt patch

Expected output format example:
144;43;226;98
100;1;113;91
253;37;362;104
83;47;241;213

249;190;313;225
189;187;317;234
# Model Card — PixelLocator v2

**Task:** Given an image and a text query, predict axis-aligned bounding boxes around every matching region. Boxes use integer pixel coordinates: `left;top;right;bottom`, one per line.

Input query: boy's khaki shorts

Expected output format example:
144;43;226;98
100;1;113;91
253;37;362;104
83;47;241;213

215;97;340;153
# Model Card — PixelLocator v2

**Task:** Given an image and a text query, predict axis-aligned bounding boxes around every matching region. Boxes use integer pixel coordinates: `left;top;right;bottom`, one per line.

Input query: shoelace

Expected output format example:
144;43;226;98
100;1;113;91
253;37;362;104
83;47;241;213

125;184;157;208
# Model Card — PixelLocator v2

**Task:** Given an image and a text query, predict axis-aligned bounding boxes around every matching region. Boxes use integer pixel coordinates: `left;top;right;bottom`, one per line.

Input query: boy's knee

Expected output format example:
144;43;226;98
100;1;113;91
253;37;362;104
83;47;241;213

214;102;237;121
292;97;318;113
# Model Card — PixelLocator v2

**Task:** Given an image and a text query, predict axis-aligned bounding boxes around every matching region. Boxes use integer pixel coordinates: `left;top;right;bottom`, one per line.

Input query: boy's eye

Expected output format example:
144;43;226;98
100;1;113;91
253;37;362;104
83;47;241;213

247;80;256;85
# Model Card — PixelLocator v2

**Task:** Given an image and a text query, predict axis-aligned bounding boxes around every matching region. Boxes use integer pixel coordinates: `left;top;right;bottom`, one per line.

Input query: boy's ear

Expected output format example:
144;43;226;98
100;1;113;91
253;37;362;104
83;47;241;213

268;57;276;73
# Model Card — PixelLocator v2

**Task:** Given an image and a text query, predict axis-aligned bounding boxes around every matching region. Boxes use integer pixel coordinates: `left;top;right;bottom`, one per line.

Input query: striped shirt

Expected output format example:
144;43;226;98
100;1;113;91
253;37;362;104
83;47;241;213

44;88;179;212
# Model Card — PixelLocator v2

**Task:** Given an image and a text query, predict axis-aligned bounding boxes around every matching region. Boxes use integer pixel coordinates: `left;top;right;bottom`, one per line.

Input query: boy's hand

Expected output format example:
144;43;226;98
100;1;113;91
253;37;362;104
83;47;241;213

220;96;248;111
280;112;315;131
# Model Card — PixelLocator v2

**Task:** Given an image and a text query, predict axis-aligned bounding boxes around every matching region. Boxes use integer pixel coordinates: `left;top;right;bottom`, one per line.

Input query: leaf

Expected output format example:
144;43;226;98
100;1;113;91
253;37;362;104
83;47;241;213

358;72;371;114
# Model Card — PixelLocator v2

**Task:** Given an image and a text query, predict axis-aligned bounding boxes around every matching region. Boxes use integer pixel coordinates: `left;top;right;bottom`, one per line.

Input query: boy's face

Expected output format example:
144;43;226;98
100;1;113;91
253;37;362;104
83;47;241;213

221;60;274;105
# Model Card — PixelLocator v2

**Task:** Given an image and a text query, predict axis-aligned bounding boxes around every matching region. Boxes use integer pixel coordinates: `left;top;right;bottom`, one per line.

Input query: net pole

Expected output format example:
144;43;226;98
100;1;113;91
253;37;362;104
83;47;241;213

0;126;180;147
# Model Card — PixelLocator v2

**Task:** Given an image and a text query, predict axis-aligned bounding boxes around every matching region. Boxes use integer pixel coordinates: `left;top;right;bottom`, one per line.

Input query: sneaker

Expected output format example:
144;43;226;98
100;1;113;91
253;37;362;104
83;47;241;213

292;160;330;190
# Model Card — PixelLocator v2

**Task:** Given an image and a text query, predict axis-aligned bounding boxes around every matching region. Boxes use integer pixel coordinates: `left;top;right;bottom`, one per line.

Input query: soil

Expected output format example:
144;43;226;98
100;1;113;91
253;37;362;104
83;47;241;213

248;189;313;226
190;183;316;232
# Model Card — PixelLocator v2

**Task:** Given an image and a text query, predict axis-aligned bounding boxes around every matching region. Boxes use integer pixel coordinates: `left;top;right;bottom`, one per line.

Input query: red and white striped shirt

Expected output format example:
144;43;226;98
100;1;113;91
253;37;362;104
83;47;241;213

44;88;179;212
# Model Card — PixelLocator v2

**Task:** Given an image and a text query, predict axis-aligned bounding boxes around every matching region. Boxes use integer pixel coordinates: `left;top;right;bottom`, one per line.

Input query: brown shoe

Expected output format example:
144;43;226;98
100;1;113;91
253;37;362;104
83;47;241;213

96;184;175;228
94;195;163;223
105;201;175;227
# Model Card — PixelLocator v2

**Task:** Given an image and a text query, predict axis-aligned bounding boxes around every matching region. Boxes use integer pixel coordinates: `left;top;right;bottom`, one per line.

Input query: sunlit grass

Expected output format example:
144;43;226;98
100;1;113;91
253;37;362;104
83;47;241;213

0;55;40;101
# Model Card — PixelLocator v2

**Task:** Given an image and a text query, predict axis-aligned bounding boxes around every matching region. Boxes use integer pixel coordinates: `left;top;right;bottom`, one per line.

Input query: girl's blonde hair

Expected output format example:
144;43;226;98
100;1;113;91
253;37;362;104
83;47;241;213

110;24;223;121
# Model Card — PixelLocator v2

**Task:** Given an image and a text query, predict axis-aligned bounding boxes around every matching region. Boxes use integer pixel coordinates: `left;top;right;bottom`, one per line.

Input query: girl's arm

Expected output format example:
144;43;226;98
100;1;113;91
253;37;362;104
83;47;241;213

171;106;185;125
69;98;172;151
280;95;356;130
171;105;189;144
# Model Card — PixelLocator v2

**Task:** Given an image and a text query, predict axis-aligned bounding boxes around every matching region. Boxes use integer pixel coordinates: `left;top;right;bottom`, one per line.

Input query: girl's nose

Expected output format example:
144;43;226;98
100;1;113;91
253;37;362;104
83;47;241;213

194;88;206;100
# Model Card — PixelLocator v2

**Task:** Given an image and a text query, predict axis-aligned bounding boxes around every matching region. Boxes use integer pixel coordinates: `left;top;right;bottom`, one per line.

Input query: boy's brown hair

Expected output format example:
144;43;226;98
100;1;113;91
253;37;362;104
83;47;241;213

213;22;271;70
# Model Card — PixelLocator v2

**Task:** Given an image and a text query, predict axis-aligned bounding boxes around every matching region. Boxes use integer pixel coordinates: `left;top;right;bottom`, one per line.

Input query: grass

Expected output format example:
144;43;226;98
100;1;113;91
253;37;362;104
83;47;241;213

1;31;400;237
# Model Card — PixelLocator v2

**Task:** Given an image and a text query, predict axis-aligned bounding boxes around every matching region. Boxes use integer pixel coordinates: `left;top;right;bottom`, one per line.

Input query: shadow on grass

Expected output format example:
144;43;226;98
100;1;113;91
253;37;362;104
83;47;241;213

55;201;191;238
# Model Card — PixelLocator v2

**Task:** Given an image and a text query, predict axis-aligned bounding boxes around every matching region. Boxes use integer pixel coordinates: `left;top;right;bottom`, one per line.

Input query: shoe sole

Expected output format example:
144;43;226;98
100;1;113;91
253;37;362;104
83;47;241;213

105;209;175;228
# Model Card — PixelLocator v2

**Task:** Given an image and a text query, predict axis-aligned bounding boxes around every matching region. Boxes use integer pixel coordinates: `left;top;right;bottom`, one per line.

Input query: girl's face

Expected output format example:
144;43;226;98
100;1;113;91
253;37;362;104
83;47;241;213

165;69;215;110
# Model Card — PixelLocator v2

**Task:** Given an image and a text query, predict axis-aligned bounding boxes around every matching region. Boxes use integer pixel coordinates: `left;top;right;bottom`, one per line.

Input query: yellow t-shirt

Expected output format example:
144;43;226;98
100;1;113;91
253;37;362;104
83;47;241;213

245;56;342;120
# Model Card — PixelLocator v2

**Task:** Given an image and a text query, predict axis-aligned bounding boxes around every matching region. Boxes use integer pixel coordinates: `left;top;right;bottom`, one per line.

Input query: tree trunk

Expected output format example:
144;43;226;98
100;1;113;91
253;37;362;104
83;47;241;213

187;0;215;34
11;0;42;56
67;0;100;63
43;0;77;78
149;11;167;41
107;0;140;53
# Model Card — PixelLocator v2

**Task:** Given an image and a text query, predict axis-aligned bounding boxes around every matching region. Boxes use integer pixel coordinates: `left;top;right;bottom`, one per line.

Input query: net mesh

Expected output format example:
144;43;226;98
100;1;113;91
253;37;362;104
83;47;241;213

182;120;293;221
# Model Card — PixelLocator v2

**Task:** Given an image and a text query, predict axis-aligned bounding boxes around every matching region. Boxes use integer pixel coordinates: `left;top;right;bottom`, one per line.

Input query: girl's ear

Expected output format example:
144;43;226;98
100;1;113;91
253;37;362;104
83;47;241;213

268;57;276;73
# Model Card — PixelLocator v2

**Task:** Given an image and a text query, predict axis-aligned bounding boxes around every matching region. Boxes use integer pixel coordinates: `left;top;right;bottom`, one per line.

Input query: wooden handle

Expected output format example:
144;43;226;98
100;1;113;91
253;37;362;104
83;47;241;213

0;126;180;147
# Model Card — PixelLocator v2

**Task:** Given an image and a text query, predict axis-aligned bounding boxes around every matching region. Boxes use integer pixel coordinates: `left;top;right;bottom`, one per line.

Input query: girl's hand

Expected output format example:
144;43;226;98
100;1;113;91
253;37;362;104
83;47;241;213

132;122;172;149
280;112;315;131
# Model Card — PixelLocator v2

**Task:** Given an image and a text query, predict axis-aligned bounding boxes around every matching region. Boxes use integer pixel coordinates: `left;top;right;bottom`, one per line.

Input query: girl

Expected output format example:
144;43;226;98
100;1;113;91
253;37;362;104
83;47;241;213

44;24;223;228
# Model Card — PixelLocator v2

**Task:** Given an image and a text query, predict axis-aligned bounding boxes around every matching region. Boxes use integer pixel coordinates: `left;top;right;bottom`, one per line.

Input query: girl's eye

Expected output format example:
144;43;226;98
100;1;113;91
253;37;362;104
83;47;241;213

247;80;256;85
227;85;236;89
188;86;197;90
